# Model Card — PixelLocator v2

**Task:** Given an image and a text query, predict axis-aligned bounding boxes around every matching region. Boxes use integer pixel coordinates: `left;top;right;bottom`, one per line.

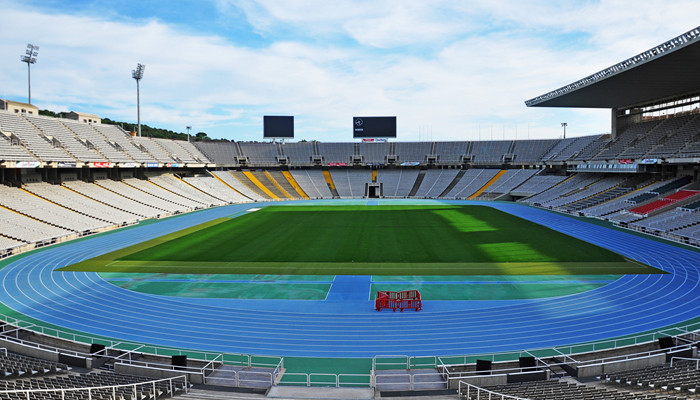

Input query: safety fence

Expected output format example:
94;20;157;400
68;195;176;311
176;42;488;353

459;380;530;400
0;375;188;400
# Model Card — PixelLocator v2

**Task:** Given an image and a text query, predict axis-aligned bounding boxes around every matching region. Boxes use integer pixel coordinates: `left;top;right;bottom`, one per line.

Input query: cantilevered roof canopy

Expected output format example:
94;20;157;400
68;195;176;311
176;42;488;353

526;26;700;109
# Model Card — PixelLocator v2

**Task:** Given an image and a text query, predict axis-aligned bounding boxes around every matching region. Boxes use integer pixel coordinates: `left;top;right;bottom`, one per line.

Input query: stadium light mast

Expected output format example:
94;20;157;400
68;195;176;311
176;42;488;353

132;63;145;137
20;43;39;104
561;122;568;139
186;126;192;143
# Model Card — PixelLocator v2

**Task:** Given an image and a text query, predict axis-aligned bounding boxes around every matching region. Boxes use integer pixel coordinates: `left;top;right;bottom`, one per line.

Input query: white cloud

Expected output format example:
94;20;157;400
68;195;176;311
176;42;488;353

0;0;697;142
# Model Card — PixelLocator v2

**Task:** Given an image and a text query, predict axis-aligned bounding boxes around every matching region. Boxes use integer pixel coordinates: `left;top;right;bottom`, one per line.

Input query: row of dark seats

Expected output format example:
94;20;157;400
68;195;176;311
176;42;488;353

628;176;692;204
0;371;188;400
603;360;699;397
465;379;692;400
0;352;69;379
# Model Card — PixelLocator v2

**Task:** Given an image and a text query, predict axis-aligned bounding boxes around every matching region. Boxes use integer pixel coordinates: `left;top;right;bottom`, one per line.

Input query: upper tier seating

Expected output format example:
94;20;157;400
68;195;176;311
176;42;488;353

195;141;239;165
0;112;74;162
23;115;106;162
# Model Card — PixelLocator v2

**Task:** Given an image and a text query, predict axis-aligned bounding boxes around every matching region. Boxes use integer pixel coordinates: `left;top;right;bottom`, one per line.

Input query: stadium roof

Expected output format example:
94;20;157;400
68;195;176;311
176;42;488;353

526;26;700;109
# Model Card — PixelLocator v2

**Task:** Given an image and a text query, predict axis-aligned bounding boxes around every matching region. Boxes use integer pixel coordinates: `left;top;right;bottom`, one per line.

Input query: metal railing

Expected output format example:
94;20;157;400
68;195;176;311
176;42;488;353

459;380;530;400
670;356;700;369
375;372;448;390
0;374;188;400
279;373;372;388
204;370;275;387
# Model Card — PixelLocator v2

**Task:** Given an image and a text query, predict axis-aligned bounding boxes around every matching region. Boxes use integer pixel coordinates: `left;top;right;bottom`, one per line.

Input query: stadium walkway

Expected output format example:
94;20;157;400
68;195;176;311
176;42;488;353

0;200;698;358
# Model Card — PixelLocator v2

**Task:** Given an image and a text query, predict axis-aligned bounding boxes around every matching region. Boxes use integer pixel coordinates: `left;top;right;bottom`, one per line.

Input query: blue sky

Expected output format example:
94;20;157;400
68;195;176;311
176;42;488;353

0;0;698;142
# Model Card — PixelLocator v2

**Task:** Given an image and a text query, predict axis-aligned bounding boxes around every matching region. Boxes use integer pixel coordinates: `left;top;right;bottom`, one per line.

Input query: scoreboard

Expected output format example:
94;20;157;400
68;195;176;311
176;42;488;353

263;116;294;138
353;116;396;138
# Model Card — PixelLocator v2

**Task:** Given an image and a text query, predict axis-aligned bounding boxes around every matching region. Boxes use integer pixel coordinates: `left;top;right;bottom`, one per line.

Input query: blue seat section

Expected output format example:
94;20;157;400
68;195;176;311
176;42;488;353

0;200;698;358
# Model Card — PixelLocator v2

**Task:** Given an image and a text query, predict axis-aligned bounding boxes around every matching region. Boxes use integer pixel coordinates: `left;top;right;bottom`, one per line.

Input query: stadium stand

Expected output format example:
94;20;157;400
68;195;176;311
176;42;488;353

331;169;372;197
0;112;74;162
394;141;431;163
289;169;333;199
603;359;700;398
132;137;176;163
479;168;539;199
0;184;111;233
182;174;252;203
510;139;555;163
359;142;389;163
63;179;166;219
461;379;684;400
194;141;239;165
95;178;191;213
281;141;315;166
522;173;601;207
444;169;501;199
62;120;138;164
238;142;280;166
377;169;420;198
24;182;139;226
0;206;73;244
154;138;200;164
211;171;266;201
147;173;227;206
23;114;107;163
434;141;467;164
318;142;354;164
413;169;460;198
629;190;700;216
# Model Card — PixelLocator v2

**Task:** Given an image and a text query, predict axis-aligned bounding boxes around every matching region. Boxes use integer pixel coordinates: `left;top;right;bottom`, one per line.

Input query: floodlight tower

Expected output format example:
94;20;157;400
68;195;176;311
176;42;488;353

132;63;145;137
561;122;568;139
20;43;39;104
186;126;192;143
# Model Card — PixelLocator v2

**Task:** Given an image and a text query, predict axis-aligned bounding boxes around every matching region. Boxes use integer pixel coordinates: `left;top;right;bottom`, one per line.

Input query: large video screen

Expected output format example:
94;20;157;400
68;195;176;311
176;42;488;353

353;116;396;138
264;116;294;138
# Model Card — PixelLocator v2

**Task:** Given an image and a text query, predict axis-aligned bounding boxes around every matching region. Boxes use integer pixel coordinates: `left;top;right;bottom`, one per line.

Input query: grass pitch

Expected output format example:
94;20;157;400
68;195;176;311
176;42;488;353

63;204;660;276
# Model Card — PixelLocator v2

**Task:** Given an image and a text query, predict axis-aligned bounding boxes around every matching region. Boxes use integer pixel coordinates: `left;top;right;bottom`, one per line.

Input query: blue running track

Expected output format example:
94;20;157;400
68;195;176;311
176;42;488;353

0;200;699;358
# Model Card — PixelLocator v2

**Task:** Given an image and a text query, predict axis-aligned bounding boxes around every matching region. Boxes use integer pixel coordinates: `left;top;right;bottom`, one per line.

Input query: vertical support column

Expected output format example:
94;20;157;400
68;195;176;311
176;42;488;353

610;108;618;140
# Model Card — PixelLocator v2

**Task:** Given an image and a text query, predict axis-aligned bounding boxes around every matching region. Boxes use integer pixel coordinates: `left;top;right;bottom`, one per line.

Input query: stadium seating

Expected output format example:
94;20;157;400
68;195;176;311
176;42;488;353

330;169;372;197
182;175;252;203
413;169;460;198
603;359;700;397
289;170;333;199
443;169;500;199
211;171;267;201
0;113;74;162
64;180;165;219
464;379;685;400
630;190;700;216
377;169;420;197
194;141;240;165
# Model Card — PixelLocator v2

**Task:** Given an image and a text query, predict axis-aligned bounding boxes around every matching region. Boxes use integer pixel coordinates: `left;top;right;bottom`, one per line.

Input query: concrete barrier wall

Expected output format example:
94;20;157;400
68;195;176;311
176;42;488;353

115;363;203;384
577;353;666;378
451;373;507;389
0;337;59;362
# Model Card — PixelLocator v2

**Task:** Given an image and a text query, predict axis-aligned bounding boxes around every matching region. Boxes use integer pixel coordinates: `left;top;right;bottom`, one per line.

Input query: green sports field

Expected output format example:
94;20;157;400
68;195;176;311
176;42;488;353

64;204;659;276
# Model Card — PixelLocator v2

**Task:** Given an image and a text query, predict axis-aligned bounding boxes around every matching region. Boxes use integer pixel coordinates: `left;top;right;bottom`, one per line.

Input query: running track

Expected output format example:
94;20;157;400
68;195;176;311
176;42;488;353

0;200;699;358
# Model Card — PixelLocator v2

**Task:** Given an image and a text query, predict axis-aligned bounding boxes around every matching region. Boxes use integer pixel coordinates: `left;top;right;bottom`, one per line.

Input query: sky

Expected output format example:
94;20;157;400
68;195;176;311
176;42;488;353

0;1;698;142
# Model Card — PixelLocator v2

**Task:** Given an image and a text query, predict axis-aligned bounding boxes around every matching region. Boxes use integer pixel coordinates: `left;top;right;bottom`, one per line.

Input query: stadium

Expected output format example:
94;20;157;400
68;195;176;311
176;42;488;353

0;8;699;400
